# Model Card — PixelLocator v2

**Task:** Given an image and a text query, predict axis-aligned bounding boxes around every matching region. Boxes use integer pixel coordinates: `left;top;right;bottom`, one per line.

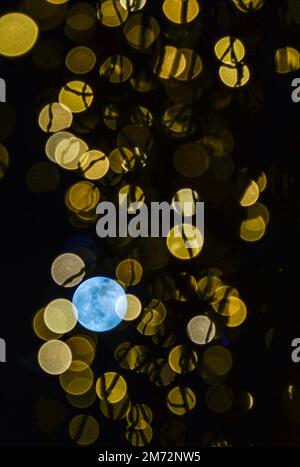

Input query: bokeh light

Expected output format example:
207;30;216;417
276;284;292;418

38;340;72;375
0;13;39;57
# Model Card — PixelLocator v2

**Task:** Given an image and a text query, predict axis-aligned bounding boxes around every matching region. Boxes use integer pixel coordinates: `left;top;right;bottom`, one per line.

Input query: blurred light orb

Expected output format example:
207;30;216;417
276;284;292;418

219;64;250;88
38;102;73;133
51;253;85;288
187;315;216;345
59;81;93;113
96;371;127;403
163;0;200;24
38;340;72;375
73;277;128;332
215;37;245;65
66;46;96;74
275;47;300;74
97;0;128;27
44;298;78;334
0;13;39;57
69;414;99;445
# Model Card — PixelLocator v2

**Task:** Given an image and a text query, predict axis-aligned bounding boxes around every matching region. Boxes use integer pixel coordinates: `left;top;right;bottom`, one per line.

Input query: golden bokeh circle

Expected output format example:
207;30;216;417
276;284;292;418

154;45;186;80
44;298;77;334
66;46;96;74
100;395;131;420
137;300;167;336
225;299;247;327
118;294;142;321
203;345;233;377
65;181;100;214
172;188;200;216
163;0;200;24
275;47;300;74
118;184;145;212
167;224;204;260
114;341;133;370
96;372;127;404
100;55;133;83
126;403;153;425
240;216;266;242
116;259;143;286
0;13;39;58
197;275;223;301
148;358;176;387
38;340;72;375
125;420;153;446
38;103;73;133
167;386;196;415
97;0;128;28
215;37;245;65
59;81;94;113
66;336;95;367
247;202;270;226
124;13;160;50
109;148;135;174
33;308;62;341
79;149;110;180
51;253;85;288
213;295;244;317
175;49;203;81
212;285;239;305
126;345;151;371
219;64;250;88
187;315;216;345
54;133;89;170
69;415;99;445
168;344;198;374
59;363;94;395
45;131;73;163
240;180;260;207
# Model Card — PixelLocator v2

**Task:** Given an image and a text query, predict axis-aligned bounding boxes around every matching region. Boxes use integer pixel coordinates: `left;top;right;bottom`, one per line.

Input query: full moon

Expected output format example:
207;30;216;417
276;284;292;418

72;277;128;332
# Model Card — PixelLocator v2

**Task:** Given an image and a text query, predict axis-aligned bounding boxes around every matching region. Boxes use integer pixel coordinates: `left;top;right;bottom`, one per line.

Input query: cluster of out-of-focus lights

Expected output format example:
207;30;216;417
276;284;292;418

6;0;278;445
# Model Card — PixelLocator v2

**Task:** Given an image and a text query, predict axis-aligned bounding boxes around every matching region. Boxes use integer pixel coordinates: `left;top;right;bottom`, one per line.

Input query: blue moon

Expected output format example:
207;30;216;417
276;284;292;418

72;277;128;332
